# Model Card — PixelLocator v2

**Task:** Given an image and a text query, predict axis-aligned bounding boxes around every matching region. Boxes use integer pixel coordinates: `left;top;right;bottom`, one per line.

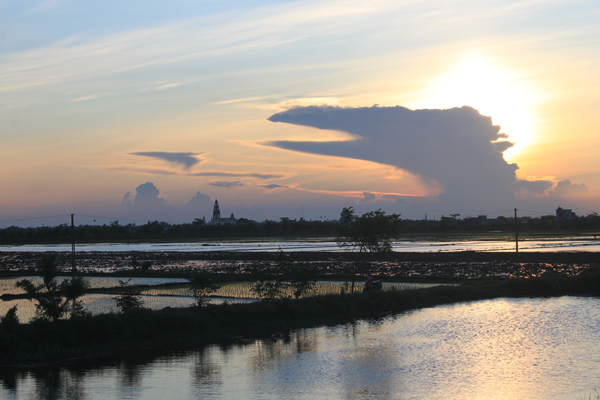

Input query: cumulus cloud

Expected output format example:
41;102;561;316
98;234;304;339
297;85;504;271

131;152;203;170
511;179;554;198
121;191;132;207
133;182;167;208
554;180;588;197
358;191;378;203
209;180;244;188
267;105;540;213
185;191;212;208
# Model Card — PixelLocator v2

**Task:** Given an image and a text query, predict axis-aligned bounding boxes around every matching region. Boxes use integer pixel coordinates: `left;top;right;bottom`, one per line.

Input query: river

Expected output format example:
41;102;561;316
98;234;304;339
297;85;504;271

2;296;599;399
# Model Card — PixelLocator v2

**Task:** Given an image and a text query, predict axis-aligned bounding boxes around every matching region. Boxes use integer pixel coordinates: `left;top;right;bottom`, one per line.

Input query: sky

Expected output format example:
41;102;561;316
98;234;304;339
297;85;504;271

0;0;598;227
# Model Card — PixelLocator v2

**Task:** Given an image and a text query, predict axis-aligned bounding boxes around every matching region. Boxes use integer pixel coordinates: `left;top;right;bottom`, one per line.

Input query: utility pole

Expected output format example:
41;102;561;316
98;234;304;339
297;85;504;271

514;208;519;254
71;214;76;273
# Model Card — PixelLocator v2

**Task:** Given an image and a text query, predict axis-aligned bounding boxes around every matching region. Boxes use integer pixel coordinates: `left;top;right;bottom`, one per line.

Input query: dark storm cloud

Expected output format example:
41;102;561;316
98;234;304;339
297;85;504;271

267;105;532;212
554;180;588;197
131;151;203;170
209;180;245;188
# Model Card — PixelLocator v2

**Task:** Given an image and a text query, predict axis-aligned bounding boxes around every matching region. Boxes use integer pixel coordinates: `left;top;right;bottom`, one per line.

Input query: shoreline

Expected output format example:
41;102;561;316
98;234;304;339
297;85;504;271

2;267;600;368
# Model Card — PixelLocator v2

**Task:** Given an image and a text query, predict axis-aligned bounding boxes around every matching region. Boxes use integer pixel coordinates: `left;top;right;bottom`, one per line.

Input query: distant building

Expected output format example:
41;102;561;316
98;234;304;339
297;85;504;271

209;199;237;225
556;207;575;228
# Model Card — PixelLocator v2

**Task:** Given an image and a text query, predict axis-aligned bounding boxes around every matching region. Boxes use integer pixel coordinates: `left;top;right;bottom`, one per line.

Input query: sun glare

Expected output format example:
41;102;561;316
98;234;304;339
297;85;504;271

410;53;541;162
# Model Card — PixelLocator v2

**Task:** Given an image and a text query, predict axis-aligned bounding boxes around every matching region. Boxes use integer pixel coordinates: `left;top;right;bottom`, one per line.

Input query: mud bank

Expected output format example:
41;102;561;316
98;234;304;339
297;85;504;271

1;251;599;279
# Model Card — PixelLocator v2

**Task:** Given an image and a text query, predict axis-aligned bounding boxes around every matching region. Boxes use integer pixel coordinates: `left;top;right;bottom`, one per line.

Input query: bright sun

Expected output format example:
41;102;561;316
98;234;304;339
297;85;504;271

410;53;541;162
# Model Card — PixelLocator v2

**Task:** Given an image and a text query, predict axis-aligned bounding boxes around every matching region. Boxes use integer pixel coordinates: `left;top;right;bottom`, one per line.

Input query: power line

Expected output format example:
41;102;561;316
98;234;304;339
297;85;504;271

74;214;139;223
0;214;71;224
0;213;141;227
481;210;513;215
519;209;553;215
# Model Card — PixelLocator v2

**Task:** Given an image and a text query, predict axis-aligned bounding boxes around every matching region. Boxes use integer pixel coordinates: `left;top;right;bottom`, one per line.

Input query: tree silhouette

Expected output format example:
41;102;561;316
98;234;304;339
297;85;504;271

16;255;88;321
336;207;401;292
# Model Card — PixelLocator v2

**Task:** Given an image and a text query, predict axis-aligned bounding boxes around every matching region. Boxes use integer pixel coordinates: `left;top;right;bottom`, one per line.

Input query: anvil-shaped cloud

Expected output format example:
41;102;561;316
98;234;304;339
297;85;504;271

268;105;529;212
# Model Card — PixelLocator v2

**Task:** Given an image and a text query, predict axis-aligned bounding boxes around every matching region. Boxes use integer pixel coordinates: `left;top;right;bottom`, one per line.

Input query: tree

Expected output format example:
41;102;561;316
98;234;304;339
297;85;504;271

336;207;402;293
286;262;319;299
114;280;146;313
249;261;286;301
189;272;218;307
1;306;19;333
249;250;320;300
16;255;88;321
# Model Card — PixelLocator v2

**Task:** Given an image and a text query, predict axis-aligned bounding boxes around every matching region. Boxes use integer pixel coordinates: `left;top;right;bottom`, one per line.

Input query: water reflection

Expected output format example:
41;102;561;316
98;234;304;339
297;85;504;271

192;347;222;388
0;367;88;400
2;297;600;399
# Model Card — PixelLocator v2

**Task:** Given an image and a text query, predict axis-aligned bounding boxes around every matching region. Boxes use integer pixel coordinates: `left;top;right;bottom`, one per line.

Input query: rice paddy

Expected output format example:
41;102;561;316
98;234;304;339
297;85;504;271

141;281;446;298
1;276;449;323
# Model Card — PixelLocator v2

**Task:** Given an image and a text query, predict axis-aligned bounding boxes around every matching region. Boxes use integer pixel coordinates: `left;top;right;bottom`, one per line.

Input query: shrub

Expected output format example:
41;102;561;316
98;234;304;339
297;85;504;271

114;280;147;313
189;272;218;307
16;255;88;321
1;306;19;333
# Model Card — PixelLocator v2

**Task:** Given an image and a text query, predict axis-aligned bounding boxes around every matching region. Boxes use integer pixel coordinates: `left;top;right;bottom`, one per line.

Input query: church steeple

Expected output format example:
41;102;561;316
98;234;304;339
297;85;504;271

212;199;220;221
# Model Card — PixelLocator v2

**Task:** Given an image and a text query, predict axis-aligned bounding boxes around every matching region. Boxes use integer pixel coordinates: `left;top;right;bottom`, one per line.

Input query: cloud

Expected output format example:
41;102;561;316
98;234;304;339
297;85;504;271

358;191;378;203
191;171;285;179
209;180;245;188
131;151;203;170
155;83;181;91
512;179;554;198
261;183;294;190
132;182;166;208
554;180;588;197
1;1;392;93
267;105;529;213
107;164;285;179
121;191;132;207
185;191;212;208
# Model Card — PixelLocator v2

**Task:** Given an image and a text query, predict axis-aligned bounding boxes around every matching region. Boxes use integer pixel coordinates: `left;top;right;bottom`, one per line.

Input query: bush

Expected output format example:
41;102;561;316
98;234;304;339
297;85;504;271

114;280;147;313
16;255;88;321
189;272;218;307
1;306;19;333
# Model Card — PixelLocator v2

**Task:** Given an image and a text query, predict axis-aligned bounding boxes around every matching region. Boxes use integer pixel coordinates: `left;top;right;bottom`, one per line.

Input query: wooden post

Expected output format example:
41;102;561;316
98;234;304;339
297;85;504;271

514;208;519;254
71;214;76;273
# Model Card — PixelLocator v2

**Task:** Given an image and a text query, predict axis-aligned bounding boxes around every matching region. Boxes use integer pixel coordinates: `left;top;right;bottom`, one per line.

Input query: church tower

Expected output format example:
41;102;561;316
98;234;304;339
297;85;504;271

212;199;221;222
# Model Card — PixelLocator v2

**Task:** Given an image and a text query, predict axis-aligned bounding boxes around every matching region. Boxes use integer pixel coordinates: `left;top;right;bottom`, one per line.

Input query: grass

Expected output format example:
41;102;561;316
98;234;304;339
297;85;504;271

137;281;448;298
2;267;600;367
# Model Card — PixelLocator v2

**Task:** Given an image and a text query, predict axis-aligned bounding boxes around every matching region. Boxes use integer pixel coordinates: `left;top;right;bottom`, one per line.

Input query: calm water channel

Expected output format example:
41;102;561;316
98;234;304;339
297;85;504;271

2;296;600;400
2;237;600;252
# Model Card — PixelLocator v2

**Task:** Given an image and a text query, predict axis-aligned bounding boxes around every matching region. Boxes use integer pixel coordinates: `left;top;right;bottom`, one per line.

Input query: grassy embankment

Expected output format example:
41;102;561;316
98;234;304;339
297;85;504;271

2;267;600;367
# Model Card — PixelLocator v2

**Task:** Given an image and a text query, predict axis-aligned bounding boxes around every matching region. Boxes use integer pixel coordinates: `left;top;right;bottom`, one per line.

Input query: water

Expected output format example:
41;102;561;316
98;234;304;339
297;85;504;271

2;237;600;252
2;296;600;399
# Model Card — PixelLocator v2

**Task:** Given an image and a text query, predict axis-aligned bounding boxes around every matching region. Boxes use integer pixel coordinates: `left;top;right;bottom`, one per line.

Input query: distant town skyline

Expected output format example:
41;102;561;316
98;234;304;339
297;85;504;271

1;1;598;227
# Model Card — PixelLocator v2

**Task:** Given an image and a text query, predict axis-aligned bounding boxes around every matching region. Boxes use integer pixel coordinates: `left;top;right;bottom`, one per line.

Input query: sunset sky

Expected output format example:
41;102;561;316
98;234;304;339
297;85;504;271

1;0;598;226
